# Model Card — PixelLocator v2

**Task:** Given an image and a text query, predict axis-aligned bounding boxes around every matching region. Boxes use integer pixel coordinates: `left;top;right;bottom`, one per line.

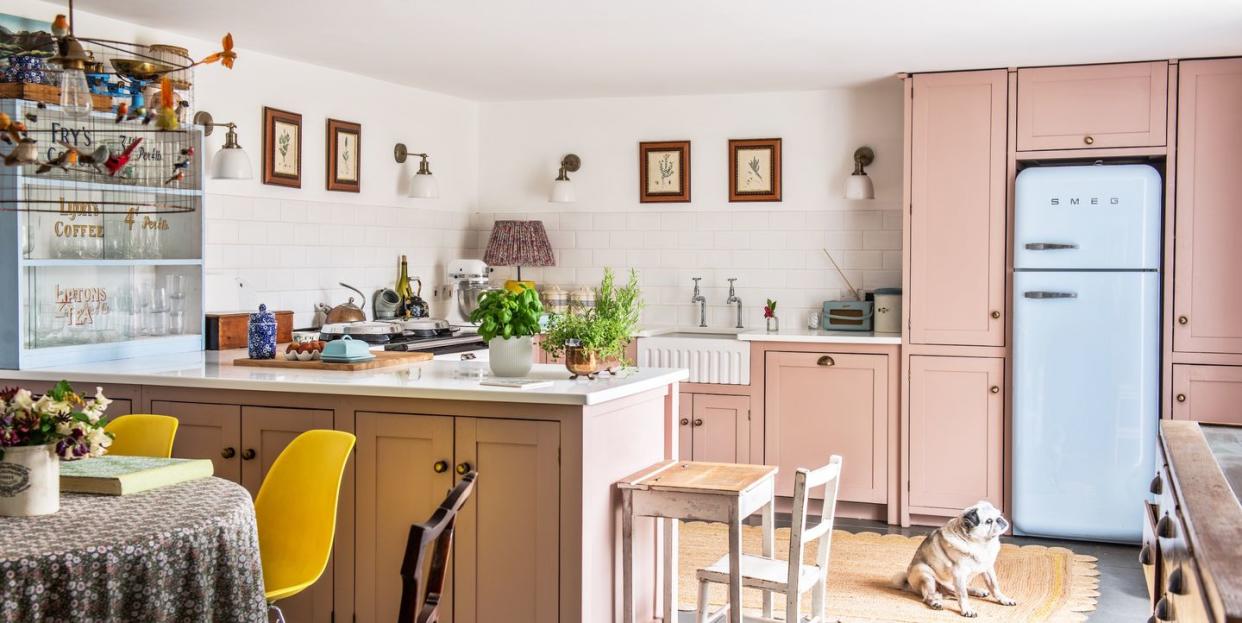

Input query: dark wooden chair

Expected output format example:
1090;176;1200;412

397;471;477;623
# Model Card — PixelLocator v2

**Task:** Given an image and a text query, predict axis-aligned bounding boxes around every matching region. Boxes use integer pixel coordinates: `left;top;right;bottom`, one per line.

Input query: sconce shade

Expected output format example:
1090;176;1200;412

483;220;556;268
410;172;439;198
212;145;253;180
845;174;874;200
548;179;575;203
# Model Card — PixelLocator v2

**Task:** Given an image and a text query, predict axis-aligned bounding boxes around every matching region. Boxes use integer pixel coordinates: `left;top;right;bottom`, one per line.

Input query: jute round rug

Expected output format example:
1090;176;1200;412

678;521;1099;622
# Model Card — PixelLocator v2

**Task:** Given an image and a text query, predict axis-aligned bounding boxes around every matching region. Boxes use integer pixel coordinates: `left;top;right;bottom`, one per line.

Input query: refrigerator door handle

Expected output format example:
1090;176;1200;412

1024;291;1079;299
1024;242;1079;251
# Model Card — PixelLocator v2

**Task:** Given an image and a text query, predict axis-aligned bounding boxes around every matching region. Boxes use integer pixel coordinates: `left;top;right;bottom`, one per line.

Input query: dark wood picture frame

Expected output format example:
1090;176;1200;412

639;140;691;203
728;137;782;202
326;118;361;193
262;106;302;188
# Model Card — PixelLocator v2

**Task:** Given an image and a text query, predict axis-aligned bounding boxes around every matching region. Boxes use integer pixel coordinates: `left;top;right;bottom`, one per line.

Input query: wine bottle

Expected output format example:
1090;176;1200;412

396;255;413;318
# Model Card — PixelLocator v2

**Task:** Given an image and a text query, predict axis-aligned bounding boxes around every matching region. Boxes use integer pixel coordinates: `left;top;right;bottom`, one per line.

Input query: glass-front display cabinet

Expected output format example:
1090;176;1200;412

0;99;204;369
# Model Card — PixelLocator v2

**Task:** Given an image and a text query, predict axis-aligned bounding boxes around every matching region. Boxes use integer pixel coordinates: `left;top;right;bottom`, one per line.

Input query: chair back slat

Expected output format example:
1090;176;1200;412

397;472;478;623
786;455;843;587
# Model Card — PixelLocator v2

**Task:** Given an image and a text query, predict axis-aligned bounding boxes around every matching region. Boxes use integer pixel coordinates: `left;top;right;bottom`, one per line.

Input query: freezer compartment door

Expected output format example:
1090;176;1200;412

1012;270;1159;542
1014;164;1162;270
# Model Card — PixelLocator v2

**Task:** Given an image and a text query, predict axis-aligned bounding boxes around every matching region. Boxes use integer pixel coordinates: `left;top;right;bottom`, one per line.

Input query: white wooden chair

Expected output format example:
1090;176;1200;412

693;455;843;623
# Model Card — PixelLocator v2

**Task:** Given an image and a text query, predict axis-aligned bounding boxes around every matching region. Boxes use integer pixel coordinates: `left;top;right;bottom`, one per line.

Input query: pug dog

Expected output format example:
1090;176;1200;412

895;500;1016;617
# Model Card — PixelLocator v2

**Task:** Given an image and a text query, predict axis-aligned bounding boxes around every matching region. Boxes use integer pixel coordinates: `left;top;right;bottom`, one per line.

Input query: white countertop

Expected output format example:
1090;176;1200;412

1;350;688;407
636;325;901;345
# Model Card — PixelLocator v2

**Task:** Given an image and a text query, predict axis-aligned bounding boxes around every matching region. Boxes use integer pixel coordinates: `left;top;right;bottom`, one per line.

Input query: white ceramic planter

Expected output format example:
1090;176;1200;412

488;335;534;377
0;444;60;517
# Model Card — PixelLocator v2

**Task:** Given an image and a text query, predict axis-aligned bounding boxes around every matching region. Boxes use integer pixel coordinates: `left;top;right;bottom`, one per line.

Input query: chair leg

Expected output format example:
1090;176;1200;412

786;587;800;623
812;573;826;623
268;603;286;623
695;579;711;623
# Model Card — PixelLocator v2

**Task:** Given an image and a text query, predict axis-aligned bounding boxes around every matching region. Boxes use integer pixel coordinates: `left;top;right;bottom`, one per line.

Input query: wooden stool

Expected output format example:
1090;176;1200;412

618;461;778;623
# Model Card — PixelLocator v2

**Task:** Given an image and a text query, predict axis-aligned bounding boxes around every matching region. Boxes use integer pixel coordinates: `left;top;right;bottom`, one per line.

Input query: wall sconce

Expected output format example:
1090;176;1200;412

548;153;580;203
193;111;252;179
844;146;875;200
394;143;439;198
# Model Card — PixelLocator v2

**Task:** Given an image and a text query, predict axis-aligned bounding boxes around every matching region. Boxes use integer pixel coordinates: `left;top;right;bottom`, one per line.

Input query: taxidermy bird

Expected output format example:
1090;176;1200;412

51;14;69;38
105;138;142;176
155;77;179;131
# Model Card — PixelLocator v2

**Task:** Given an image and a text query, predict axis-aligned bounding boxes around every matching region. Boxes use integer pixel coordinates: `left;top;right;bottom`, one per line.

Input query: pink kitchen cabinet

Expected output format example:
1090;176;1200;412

764;351;889;504
1016;62;1168;151
1174;58;1242;355
909;70;1008;347
678;392;751;463
907;356;1004;515
1171;364;1242;426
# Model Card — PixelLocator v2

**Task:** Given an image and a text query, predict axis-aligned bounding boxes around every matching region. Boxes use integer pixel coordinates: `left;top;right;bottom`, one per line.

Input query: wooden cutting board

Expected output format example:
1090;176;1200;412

232;350;433;371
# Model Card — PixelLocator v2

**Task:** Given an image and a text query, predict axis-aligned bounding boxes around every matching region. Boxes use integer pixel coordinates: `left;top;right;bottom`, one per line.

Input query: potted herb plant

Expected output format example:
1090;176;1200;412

541;268;642;378
470;286;544;377
0;381;113;516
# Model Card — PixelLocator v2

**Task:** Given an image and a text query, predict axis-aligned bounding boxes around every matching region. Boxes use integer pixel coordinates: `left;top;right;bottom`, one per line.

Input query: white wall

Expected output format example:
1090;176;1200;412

8;1;481;327
476;86;903;328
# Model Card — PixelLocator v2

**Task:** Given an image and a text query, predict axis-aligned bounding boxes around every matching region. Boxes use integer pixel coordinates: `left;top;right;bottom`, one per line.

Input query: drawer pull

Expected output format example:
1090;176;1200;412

1084;135;1095;145
1154;595;1173;621
433;460;449;474
680;418;689;426
1157;514;1177;539
991;310;1001;319
221;447;236;459
456;462;473;475
1176;394;1186;403
990;385;1000;394
817;356;835;367
241;448;256;461
1150;473;1163;495
1168;567;1186;595
1178;315;1189;325
693;418;704;427
1139;544;1154;566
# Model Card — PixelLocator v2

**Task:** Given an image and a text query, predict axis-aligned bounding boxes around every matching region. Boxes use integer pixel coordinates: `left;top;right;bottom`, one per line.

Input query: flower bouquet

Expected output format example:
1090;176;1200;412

0;381;113;516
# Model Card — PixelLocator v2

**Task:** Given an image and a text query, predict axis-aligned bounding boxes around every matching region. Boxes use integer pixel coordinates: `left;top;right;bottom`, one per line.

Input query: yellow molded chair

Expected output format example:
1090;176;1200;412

256;429;356;622
104;414;179;458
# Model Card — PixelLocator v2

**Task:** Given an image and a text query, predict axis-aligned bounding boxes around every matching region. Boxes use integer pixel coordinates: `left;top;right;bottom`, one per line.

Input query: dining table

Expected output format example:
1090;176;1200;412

0;476;267;622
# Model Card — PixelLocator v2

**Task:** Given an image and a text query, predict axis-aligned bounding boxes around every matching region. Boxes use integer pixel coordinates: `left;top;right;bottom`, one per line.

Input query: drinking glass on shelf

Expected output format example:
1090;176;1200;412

19;218;33;259
169;310;185;335
141;226;162;258
146;285;170;336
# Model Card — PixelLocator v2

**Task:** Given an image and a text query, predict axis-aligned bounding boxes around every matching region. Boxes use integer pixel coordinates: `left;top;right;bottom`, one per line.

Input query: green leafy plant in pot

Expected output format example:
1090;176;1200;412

470;286;543;377
541;268;642;379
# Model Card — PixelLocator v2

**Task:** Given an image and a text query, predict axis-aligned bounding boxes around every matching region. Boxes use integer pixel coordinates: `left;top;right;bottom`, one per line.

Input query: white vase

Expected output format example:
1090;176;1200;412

489;335;534;377
0;444;60;517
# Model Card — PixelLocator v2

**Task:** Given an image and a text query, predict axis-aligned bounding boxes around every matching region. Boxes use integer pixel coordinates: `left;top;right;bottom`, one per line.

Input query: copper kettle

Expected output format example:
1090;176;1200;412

317;283;368;324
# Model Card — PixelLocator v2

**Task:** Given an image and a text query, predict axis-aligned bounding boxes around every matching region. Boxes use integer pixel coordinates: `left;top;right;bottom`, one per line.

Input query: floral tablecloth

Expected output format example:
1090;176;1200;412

0;477;267;623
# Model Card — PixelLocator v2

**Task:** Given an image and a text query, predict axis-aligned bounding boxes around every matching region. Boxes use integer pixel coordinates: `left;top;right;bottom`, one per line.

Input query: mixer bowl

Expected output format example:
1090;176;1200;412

456;281;496;321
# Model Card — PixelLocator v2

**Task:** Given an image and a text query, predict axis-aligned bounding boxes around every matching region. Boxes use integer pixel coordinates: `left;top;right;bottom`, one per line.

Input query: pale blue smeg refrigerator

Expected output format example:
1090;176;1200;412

1012;164;1161;543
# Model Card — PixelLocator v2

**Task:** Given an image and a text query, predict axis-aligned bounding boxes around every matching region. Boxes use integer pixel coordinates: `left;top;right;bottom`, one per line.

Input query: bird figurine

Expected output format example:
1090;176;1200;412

77;144;110;174
164;170;184;185
180;146;195;157
155;76;179;131
36;144;79;174
172;158;190;170
0;112;18;144
3;138;39;167
199;33;237;69
51;14;69;38
114;102;129;123
104;137;142;176
141;108;155;125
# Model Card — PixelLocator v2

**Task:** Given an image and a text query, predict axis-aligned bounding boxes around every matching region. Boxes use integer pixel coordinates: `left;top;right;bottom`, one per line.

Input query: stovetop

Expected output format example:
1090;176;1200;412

383;332;486;352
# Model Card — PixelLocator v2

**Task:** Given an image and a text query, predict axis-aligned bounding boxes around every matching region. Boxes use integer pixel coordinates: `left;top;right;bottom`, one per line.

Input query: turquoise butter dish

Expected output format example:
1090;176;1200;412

322;336;374;361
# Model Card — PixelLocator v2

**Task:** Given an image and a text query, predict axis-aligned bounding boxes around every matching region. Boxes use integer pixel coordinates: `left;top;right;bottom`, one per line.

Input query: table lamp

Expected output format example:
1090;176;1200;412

483;220;556;293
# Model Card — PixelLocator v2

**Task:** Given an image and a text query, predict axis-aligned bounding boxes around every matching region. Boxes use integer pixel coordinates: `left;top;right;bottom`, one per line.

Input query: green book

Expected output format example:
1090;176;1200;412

60;455;215;495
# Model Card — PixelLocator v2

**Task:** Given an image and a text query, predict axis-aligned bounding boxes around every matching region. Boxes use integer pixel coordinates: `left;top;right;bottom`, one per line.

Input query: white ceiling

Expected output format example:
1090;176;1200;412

74;0;1242;101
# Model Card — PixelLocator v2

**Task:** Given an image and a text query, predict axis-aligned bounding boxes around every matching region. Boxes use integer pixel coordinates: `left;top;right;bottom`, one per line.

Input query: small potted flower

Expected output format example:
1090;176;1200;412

470;285;544;377
0;381;113;516
764;299;779;332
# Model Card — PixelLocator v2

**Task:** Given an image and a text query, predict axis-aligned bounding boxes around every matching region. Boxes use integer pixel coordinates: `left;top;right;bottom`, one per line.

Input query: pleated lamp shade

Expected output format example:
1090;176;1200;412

483;221;555;288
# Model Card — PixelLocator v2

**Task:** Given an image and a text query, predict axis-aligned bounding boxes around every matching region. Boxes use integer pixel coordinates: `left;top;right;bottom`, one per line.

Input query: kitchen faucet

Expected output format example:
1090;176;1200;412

691;277;707;327
726;278;743;328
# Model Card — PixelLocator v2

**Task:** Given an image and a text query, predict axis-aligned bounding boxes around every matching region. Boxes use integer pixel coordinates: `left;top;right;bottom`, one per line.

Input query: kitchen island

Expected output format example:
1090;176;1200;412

0;351;688;623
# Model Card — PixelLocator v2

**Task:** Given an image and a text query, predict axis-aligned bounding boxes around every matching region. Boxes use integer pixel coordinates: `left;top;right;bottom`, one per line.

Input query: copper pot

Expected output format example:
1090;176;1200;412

564;346;600;380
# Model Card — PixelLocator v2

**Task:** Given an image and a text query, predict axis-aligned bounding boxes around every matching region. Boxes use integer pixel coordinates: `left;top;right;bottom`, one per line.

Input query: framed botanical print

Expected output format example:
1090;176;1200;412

262;106;302;188
326;119;361;192
639;140;691;203
729;138;782;202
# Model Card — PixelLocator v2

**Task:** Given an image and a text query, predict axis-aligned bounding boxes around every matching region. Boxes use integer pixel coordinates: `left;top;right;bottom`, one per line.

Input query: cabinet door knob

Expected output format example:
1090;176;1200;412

990;385;1000;394
1178;315;1189;325
1157;514;1177;539
220;447;236;459
816;356;835;367
433;460;449;473
456;461;473;475
680;418;689;426
241;448;256;461
1083;135;1095;145
1150;473;1163;495
693;418;704;427
1176;393;1186;403
991;310;1001;319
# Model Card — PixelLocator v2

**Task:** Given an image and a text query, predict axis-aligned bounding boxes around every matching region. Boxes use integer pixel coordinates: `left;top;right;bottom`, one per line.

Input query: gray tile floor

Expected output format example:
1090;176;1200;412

678;517;1150;622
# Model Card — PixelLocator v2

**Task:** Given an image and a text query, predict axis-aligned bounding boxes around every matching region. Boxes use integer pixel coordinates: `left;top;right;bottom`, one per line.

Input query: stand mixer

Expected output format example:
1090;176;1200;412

447;259;494;327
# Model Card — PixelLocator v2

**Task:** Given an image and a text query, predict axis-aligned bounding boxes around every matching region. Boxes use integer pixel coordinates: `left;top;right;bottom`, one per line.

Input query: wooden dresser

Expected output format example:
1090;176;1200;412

1144;421;1242;622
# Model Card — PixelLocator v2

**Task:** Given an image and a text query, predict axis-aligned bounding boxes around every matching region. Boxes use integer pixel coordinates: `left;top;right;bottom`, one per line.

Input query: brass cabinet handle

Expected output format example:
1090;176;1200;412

1157;514;1177;539
1139;544;1154;566
991;310;1001;319
1167;567;1186;595
1178;315;1189;325
680;418;689;426
456;461;473;475
1154;595;1173;621
693;418;704;427
221;447;236;459
816;356;835;367
1176;394;1186;403
990;385;1000;394
1083;135;1095;145
433;460;449;473
241;448;256;461
1150;473;1163;495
